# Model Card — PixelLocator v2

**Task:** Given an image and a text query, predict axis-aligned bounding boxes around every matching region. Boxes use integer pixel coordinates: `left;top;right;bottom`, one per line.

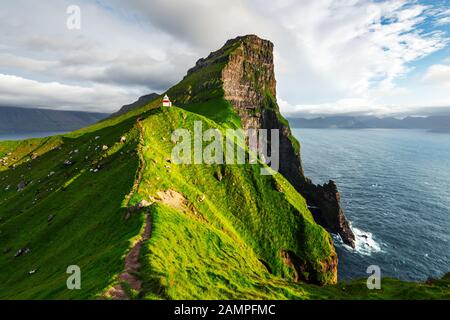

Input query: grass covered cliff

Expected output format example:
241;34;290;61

167;35;356;248
0;35;448;300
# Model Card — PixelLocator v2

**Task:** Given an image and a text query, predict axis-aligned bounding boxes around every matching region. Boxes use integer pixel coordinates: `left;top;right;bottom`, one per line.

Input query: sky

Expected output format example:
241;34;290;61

0;0;449;117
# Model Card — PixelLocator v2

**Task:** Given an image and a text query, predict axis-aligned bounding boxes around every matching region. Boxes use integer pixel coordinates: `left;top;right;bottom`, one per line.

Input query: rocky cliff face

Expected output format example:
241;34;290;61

218;35;355;248
221;36;277;129
169;35;355;249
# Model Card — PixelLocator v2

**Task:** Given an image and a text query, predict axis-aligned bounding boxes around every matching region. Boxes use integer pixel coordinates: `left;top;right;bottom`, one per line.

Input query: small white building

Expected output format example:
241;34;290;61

162;94;172;107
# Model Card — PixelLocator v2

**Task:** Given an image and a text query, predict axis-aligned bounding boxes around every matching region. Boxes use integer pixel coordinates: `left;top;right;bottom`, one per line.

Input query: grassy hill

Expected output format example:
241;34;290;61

0;35;449;300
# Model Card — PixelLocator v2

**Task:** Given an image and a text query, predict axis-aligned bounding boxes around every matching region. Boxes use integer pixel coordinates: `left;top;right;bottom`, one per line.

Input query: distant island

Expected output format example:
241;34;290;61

0;106;109;133
287;115;450;132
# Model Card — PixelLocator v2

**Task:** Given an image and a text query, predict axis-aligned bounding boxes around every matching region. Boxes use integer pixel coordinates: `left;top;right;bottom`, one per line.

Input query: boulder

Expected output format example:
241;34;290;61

126;199;153;219
28;269;38;275
14;247;31;258
213;171;223;182
17;180;26;191
136;200;152;209
63;160;73;167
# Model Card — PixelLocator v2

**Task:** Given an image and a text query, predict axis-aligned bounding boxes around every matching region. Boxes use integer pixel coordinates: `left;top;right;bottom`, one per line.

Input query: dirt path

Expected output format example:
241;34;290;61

104;118;150;300
124;117;147;211
105;214;151;299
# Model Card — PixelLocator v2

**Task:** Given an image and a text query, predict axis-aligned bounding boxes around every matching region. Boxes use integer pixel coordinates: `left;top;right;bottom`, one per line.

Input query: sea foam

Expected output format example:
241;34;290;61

332;226;382;256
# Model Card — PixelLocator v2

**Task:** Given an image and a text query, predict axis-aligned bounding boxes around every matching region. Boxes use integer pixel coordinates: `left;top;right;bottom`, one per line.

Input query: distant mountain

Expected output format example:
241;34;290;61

0;106;109;133
287;115;450;132
110;93;160;117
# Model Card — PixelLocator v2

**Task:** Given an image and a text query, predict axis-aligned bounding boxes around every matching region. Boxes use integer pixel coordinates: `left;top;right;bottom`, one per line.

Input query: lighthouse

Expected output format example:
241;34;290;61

162;94;172;107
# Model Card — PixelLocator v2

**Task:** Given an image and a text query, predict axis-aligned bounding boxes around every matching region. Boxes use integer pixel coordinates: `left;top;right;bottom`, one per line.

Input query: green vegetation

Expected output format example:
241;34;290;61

145;199;450;299
1;102;448;299
0;118;143;299
181;98;241;128
132;107;335;299
0;35;448;299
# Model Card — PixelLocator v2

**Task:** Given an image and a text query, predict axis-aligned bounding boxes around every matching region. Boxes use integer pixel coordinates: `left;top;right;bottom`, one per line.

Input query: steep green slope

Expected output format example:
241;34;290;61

133;107;336;299
0;117;143;298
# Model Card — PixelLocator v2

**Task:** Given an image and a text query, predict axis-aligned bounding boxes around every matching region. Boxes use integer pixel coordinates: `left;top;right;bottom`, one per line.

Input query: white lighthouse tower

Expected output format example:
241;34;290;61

162;94;172;107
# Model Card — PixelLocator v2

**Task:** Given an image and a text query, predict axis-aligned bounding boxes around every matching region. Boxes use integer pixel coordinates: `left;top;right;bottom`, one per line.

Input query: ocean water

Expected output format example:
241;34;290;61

292;128;450;282
0;132;65;141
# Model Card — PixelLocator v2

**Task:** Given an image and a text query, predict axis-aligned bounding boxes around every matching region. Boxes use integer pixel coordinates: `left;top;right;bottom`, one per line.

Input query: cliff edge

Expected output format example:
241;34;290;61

169;35;355;248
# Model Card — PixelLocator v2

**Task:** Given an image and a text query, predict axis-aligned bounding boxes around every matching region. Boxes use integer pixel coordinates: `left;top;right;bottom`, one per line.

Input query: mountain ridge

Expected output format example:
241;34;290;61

287;115;450;132
0;106;108;134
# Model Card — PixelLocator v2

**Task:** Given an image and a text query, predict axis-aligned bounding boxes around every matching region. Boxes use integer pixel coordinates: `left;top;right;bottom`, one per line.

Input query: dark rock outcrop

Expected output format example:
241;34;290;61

281;249;338;285
17;180;27;192
304;180;355;247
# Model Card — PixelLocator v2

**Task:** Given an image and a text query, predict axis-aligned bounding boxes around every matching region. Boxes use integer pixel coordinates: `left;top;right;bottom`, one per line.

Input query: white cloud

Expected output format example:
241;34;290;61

0;0;196;90
108;0;450;114
434;8;450;25
423;64;450;87
0;0;448;115
0;74;141;112
278;95;450;118
0;54;57;73
270;0;448;103
278;96;391;117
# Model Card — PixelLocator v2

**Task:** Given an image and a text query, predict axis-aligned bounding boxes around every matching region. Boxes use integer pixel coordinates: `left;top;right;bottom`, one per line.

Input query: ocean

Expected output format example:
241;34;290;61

292;128;450;282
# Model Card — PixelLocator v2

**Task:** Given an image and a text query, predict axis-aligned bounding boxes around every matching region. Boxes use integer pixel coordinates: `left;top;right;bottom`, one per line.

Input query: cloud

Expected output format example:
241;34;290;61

108;0;450;108
112;0;279;50
0;74;141;112
278;96;450;118
423;64;450;87
434;8;450;25
0;0;448;115
0;54;57;73
271;0;448;103
0;0;195;92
